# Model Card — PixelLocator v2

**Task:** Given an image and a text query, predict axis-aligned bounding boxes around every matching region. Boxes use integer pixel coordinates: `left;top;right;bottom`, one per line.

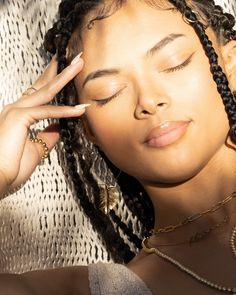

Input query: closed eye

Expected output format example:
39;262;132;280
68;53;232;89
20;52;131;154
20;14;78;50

161;53;195;74
93;86;127;106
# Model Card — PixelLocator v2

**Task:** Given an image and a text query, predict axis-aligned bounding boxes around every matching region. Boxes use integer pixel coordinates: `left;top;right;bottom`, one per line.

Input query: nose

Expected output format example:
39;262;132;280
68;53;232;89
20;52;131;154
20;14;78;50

134;89;170;120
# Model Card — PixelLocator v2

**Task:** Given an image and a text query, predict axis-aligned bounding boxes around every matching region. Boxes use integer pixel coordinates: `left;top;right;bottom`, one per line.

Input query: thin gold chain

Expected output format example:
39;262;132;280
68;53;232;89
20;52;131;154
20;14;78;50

149;215;229;247
142;237;236;294
151;191;236;235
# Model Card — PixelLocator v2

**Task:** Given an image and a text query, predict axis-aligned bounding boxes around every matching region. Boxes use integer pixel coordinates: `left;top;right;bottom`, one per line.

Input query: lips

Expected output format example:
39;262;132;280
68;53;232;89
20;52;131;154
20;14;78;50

145;121;190;148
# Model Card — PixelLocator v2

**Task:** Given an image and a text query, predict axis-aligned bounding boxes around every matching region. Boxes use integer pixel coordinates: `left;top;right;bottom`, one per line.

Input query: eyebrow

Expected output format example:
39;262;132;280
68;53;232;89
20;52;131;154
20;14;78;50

146;33;186;57
82;69;119;88
82;33;186;88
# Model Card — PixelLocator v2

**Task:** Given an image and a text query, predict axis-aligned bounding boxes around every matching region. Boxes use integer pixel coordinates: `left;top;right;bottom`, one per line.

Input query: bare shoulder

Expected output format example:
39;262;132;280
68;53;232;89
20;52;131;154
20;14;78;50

0;266;90;295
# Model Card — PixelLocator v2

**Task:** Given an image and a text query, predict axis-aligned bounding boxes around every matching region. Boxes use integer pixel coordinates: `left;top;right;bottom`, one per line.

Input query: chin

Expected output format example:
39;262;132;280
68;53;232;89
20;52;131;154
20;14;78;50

139;166;204;187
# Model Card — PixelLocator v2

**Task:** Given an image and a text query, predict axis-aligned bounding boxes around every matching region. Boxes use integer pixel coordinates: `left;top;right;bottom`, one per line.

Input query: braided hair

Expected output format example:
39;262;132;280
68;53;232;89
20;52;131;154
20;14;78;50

44;0;236;263
169;0;236;141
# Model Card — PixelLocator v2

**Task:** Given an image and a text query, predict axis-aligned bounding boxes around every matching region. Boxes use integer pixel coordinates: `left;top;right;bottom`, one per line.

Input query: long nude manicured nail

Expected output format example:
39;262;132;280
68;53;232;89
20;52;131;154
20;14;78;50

74;103;91;110
70;52;83;65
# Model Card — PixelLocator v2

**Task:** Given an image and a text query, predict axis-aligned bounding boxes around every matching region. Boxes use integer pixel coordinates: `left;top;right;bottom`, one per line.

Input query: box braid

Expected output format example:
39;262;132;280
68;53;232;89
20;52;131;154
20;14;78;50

44;0;236;263
169;0;236;142
45;0;151;264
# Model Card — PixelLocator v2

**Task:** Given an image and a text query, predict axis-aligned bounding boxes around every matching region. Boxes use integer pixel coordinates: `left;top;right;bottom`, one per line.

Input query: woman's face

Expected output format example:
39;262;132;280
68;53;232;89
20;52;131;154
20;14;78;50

74;1;231;186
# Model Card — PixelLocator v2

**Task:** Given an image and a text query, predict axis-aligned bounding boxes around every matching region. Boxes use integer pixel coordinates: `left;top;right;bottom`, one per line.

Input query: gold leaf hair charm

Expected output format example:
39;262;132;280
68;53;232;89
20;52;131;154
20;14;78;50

99;184;119;215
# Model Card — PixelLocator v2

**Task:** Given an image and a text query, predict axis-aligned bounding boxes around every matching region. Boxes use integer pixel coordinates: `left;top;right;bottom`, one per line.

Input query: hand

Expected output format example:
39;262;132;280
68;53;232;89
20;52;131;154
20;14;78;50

0;54;87;196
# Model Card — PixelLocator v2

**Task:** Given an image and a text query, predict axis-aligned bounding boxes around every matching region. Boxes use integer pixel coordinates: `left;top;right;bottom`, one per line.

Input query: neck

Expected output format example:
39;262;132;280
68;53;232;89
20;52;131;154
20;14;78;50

141;146;236;236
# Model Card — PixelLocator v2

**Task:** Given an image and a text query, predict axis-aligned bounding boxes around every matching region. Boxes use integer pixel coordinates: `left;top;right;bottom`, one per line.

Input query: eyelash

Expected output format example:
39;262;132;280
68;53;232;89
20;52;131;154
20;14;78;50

163;53;194;73
94;87;125;106
93;54;194;106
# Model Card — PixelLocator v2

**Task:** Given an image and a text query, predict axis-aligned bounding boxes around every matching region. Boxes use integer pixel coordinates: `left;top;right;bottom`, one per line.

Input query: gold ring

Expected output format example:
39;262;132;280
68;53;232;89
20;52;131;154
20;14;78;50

30;137;49;160
22;87;38;96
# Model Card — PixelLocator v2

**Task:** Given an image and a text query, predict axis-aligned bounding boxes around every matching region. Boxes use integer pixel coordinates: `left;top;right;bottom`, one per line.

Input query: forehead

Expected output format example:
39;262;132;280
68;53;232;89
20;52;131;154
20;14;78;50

78;1;198;74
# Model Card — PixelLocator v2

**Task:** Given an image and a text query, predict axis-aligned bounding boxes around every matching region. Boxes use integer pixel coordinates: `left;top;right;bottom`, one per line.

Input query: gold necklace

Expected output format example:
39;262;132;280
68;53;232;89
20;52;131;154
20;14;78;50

150;215;229;247
230;225;236;259
143;191;236;294
142;236;236;294
151;191;236;235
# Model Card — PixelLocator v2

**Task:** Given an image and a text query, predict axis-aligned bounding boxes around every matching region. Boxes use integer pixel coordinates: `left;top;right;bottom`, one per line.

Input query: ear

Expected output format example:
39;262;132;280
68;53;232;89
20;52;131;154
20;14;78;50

82;116;99;145
221;40;236;90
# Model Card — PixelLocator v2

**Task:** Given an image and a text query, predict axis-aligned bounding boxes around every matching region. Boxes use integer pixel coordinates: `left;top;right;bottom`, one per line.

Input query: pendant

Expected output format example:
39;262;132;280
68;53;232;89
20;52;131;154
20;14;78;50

99;184;119;215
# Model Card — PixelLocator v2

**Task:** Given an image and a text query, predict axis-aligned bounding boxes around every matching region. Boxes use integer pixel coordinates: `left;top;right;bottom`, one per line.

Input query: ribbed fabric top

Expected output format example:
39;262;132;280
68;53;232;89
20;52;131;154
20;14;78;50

88;263;153;295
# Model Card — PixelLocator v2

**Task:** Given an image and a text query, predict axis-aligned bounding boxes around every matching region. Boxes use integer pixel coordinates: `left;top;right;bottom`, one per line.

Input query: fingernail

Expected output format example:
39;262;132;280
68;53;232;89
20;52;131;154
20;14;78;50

70;52;83;65
74;103;91;110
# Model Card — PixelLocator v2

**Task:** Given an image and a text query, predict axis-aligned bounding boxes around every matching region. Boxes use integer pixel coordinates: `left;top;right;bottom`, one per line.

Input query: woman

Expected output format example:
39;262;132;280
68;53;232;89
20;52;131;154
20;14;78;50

0;0;234;275
0;0;236;294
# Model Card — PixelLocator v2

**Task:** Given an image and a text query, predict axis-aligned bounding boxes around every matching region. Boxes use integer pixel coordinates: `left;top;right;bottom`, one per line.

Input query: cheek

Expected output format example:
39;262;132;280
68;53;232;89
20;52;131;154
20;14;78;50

194;62;229;132
170;52;229;133
86;115;133;173
85;107;132;151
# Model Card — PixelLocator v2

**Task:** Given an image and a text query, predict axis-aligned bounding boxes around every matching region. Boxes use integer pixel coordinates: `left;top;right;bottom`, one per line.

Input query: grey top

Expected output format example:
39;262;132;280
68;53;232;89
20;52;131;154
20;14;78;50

88;262;153;295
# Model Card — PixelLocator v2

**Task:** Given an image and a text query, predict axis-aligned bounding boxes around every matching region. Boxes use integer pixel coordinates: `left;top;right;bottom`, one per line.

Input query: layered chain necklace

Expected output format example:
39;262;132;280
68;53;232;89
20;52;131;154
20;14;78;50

142;191;236;294
230;225;236;259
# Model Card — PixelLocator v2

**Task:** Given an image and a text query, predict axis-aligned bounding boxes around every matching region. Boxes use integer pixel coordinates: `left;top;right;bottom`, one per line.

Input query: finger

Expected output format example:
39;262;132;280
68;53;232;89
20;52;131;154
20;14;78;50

0;103;89;159
16;53;83;108
31;124;60;161
6;104;89;127
9;124;60;189
20;56;58;97
38;123;60;150
22;56;58;94
33;55;58;88
22;87;38;97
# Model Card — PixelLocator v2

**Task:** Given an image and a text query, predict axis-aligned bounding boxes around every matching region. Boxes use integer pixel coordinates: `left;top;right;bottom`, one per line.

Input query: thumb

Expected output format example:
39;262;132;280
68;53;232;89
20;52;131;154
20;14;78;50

25;123;60;168
7;124;61;191
36;123;60;155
